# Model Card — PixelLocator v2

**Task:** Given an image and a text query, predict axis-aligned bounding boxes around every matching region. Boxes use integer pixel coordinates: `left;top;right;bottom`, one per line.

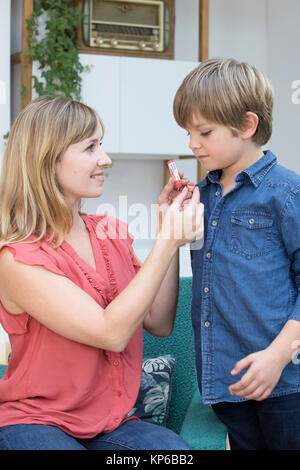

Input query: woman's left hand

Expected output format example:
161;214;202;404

157;173;191;206
229;347;286;401
156;173;193;234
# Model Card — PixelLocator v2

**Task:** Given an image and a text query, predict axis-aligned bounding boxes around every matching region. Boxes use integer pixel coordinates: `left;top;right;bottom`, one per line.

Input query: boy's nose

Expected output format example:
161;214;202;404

189;138;202;152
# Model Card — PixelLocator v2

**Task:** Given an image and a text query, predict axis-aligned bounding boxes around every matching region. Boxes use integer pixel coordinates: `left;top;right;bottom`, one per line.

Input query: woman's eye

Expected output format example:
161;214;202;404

87;144;95;152
86;141;103;153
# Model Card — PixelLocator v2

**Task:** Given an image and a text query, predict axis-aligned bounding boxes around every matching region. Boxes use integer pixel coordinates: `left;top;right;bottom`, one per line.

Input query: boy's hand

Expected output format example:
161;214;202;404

229;347;286;401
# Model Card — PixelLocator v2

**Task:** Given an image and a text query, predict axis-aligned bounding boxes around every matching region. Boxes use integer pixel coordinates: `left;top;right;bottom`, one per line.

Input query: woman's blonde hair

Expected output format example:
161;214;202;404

0;96;104;248
173;57;274;145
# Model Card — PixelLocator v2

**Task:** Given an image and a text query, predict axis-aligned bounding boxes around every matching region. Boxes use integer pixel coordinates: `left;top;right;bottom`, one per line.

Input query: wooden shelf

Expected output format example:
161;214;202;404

11;0;33;110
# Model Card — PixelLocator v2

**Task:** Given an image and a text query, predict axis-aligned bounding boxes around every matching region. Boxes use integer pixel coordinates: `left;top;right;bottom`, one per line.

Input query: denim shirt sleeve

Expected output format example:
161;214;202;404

280;186;300;322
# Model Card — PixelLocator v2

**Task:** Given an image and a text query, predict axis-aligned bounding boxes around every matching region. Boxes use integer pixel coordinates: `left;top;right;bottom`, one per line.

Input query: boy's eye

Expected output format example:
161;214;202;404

201;130;211;137
186;130;211;137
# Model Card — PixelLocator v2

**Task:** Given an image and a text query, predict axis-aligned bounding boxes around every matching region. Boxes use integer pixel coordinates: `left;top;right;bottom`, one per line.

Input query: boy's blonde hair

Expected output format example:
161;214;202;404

0;96;104;248
173;57;274;145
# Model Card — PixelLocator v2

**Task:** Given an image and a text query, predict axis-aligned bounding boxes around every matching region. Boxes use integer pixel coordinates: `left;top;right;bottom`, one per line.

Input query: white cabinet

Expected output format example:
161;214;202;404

119;57;198;156
80;54;120;153
79;54;198;156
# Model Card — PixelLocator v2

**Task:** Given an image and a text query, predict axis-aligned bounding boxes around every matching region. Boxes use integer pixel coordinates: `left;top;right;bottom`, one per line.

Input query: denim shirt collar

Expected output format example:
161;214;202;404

199;150;277;189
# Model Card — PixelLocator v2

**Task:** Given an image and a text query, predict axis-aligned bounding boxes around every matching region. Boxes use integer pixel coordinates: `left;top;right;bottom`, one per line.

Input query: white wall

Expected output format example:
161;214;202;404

0;0;11;164
209;0;300;173
266;0;300;173
174;0;199;61
209;0;268;73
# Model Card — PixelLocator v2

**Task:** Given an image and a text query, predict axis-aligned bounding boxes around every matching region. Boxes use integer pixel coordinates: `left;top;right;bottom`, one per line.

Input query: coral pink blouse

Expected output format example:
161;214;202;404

0;214;143;438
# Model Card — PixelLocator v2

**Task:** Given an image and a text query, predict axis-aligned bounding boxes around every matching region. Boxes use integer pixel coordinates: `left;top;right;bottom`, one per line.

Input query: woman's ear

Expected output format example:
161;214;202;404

240;112;259;140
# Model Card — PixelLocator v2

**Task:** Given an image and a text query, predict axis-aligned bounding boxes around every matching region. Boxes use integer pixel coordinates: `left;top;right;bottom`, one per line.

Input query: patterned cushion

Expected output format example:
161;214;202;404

128;354;176;426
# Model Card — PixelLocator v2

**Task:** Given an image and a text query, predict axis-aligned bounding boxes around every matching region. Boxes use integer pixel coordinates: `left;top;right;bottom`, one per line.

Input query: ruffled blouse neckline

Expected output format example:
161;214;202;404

60;214;119;304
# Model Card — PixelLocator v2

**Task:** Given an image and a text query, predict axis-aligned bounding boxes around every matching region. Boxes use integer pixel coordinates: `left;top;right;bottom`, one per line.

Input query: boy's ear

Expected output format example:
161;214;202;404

240;112;259;139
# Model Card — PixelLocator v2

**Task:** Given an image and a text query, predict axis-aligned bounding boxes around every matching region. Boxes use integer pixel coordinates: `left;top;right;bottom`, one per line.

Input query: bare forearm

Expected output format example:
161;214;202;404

143;249;179;336
104;238;179;351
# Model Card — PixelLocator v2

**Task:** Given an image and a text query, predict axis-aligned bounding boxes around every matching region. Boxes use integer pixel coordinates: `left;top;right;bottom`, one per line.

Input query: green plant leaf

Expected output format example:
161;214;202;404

26;0;90;100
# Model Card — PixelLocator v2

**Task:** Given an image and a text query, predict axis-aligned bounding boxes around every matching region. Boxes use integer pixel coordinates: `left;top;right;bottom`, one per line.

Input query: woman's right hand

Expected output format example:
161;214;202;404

158;186;204;247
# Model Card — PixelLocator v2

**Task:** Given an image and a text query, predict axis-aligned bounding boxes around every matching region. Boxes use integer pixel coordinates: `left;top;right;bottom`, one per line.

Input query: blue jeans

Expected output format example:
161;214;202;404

212;392;300;450
0;420;191;450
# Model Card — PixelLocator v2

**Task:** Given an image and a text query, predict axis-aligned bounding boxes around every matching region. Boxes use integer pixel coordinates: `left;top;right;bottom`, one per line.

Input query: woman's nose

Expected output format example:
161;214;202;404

97;151;112;167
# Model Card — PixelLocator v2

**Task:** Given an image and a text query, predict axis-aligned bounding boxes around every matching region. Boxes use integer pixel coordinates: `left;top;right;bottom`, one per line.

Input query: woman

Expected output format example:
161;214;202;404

0;96;203;450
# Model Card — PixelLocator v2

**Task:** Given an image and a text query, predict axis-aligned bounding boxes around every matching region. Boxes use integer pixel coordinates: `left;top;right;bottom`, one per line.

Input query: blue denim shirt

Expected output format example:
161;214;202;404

191;150;300;404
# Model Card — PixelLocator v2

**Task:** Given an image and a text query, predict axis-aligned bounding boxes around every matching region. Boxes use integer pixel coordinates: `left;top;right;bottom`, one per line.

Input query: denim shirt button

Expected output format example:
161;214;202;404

215;191;220;196
249;218;255;224
212;220;218;226
203;287;209;293
206;252;212;259
204;321;211;327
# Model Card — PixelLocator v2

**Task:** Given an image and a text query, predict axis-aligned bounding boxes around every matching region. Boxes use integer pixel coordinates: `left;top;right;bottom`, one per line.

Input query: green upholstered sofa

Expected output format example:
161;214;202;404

0;277;227;450
143;277;227;450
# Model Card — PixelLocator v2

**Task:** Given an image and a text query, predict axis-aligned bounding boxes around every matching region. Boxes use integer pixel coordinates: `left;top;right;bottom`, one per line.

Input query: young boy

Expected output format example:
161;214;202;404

173;57;300;450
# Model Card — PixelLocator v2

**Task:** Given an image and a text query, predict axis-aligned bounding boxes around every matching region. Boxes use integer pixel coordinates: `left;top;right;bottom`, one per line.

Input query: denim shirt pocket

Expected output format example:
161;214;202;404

230;210;273;259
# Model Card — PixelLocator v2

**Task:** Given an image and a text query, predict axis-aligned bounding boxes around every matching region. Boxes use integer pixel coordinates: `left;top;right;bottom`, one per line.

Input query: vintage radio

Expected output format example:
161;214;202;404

77;0;174;59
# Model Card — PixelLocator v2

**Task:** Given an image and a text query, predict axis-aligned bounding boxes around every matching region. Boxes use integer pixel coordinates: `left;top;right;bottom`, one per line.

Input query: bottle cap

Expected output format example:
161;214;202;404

174;180;183;189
